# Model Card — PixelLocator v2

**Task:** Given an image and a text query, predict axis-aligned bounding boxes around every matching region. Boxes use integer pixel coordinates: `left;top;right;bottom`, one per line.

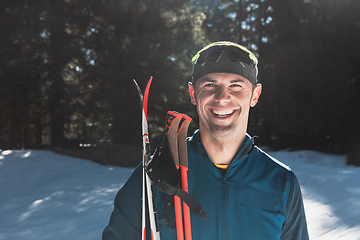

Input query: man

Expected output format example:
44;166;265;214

103;41;309;240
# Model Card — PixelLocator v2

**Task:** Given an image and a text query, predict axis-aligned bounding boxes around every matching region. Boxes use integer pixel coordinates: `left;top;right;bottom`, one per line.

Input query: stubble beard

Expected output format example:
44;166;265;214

199;107;247;139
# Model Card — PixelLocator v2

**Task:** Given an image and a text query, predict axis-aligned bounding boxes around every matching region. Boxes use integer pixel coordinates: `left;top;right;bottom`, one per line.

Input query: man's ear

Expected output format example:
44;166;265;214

250;83;262;107
188;82;196;105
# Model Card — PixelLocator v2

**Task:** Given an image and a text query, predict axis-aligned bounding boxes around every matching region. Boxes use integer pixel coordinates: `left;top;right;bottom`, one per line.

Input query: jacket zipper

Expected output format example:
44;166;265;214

222;175;227;240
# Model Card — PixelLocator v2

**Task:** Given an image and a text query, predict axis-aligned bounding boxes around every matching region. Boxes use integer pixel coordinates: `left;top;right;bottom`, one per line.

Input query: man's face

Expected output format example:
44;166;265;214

188;73;262;137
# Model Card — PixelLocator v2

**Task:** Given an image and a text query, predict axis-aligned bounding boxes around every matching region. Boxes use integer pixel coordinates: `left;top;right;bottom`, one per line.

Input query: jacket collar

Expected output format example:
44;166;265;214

189;129;255;163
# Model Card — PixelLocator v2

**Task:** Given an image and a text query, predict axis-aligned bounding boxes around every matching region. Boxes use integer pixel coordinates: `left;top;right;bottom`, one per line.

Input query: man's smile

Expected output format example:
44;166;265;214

210;108;238;118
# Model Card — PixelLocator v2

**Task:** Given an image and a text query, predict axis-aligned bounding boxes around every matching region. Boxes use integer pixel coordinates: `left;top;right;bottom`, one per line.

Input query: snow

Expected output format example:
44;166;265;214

1;149;360;240
269;150;360;240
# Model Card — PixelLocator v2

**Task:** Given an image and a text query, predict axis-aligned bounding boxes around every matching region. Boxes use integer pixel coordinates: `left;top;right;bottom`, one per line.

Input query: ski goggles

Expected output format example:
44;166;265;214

192;42;258;66
191;42;258;85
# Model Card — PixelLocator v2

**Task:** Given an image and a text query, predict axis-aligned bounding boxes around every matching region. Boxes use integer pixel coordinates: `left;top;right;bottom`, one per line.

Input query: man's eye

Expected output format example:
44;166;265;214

204;83;215;87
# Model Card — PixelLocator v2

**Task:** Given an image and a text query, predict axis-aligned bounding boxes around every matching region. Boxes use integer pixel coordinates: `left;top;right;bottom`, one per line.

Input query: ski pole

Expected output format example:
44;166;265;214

165;111;184;240
177;114;193;240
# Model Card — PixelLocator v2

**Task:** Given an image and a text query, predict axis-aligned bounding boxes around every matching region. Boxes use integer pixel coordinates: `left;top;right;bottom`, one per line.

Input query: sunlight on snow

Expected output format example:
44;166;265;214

19;196;52;222
1;149;359;240
304;199;341;239
2;150;12;155
21;151;31;158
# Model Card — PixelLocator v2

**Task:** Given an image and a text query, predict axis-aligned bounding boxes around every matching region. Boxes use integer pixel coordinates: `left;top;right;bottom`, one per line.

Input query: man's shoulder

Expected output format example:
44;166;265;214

252;146;292;172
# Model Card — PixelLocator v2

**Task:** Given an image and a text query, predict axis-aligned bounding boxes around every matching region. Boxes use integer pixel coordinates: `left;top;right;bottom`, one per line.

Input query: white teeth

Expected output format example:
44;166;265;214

212;109;234;117
212;109;234;115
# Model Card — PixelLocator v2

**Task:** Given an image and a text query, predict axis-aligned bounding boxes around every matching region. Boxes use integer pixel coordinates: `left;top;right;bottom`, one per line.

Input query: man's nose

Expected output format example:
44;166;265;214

214;86;230;103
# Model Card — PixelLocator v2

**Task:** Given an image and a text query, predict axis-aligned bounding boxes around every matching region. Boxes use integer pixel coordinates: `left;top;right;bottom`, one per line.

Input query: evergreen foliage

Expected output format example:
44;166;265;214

0;0;359;160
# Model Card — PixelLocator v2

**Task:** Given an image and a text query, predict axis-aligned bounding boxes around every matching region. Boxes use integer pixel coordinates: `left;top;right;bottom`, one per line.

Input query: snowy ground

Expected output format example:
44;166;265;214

0;149;359;240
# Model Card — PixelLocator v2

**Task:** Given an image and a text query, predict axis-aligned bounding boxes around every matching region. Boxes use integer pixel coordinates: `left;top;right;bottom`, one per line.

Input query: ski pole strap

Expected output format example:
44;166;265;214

153;178;207;220
161;194;175;230
146;136;207;220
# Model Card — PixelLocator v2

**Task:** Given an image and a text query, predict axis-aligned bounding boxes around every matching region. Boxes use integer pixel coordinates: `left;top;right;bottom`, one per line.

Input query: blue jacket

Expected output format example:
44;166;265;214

103;130;309;240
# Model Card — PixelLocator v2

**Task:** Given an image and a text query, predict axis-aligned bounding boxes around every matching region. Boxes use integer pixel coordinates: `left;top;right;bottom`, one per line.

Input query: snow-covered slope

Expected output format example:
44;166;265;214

0;150;133;240
269;150;360;240
1;149;359;240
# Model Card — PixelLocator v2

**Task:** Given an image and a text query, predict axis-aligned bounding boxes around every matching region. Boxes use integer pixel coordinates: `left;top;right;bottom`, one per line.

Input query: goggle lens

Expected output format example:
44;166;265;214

193;45;257;66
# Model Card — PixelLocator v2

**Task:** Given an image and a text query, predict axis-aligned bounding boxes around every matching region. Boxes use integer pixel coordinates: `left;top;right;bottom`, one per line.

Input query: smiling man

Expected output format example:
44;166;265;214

188;72;262;166
103;42;309;240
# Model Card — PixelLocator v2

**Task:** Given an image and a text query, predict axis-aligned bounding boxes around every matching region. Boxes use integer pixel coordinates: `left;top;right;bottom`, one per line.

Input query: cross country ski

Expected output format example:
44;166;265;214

133;77;161;240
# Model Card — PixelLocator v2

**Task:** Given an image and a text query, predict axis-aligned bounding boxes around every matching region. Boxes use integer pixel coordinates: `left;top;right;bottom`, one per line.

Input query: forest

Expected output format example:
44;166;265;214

1;0;359;165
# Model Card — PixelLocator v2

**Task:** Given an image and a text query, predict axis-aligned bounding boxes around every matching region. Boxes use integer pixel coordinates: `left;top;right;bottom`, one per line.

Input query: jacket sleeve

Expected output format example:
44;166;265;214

280;172;309;240
102;165;143;240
